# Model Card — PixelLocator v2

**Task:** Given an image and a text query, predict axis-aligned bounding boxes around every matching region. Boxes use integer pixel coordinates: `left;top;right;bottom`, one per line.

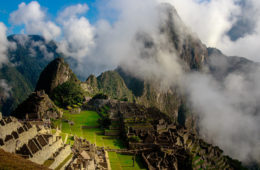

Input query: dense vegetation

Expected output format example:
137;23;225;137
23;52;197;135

97;71;134;102
51;81;85;108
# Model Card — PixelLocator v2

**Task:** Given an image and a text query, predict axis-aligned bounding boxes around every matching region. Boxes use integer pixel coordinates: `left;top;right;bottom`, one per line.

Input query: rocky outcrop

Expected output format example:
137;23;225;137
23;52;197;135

12;90;62;120
35;58;78;95
158;3;208;70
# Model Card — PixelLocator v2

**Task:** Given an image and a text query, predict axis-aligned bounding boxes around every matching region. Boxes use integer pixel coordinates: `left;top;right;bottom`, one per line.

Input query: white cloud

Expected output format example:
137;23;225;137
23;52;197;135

57;4;95;61
0;22;10;67
10;1;61;41
0;79;12;98
182;69;260;162
161;0;240;46
160;0;260;61
57;3;89;22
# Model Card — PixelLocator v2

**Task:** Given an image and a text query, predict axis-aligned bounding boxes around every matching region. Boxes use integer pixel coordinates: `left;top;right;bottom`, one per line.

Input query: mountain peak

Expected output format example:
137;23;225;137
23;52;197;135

35;57;78;94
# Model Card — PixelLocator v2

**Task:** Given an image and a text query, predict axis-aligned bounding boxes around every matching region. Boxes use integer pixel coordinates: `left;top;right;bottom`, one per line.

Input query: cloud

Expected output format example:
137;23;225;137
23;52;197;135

182;70;260;162
57;4;95;62
162;0;240;46
0;79;12;98
0;22;9;67
216;0;260;61
57;3;89;22
160;0;260;61
10;1;61;41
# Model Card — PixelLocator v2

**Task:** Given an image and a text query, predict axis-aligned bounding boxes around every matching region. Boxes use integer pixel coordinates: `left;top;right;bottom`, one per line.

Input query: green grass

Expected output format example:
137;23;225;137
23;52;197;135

196;159;204;166
43;159;54;167
108;152;146;170
52;110;141;169
52;110;126;149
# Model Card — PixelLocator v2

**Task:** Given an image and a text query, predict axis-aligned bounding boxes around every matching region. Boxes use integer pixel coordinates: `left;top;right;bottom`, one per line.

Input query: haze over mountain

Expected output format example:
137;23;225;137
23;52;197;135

0;0;260;167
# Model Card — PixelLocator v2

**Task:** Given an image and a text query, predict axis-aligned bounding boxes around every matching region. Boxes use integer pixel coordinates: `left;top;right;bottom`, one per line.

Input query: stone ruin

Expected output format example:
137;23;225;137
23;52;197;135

104;100;244;170
67;137;109;170
0;115;71;169
12;90;62;120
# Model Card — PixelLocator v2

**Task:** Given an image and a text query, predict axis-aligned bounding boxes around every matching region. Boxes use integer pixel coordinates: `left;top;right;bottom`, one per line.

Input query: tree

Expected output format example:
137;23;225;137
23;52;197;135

51;81;84;108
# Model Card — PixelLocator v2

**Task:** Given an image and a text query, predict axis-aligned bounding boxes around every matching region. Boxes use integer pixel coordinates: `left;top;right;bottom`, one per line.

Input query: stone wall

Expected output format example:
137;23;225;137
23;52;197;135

0;115;73;169
29;138;63;164
0;117;21;139
0;122;38;153
49;145;72;169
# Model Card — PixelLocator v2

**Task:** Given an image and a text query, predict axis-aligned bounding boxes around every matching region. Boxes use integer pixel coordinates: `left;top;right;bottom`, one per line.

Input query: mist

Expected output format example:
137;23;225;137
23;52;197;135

6;0;260;164
0;22;9;67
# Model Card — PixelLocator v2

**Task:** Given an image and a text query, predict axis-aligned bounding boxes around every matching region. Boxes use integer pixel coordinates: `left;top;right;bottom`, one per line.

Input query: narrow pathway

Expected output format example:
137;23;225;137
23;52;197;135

105;151;112;170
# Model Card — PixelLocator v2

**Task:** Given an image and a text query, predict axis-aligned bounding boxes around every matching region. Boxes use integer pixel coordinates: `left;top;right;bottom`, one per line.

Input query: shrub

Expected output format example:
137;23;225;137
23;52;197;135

129;136;141;143
92;93;108;100
51;81;84;108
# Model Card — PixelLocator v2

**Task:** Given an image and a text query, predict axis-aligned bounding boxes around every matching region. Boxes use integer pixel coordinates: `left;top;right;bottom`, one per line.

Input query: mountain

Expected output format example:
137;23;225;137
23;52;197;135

35;57;79;94
0;35;61;115
207;47;259;80
158;3;208;70
12;57;83;119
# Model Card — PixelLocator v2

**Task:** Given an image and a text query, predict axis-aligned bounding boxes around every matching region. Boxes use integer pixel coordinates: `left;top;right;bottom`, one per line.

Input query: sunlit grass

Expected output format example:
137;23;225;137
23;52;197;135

52;110;126;149
108;152;146;170
51;109;145;169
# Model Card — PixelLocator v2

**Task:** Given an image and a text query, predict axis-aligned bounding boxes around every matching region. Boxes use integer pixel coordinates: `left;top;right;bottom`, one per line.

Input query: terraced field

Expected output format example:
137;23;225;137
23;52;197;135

53;110;124;149
108;152;146;170
52;109;146;169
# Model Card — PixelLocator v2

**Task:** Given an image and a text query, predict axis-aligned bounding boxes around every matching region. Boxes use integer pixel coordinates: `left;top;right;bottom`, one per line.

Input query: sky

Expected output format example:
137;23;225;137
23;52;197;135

0;0;101;34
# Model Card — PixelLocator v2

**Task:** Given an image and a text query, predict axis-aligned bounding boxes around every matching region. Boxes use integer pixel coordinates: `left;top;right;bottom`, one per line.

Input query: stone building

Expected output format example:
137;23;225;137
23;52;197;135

0;115;72;169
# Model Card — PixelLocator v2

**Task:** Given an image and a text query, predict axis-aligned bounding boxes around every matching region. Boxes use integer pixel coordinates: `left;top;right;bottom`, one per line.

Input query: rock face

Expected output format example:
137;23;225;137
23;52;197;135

158;3;208;70
35;58;78;95
12;90;62;120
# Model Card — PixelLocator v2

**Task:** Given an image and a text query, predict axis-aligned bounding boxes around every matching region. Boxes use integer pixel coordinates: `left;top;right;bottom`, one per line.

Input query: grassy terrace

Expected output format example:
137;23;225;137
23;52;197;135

52;109;147;169
52;110;124;149
108;152;146;170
